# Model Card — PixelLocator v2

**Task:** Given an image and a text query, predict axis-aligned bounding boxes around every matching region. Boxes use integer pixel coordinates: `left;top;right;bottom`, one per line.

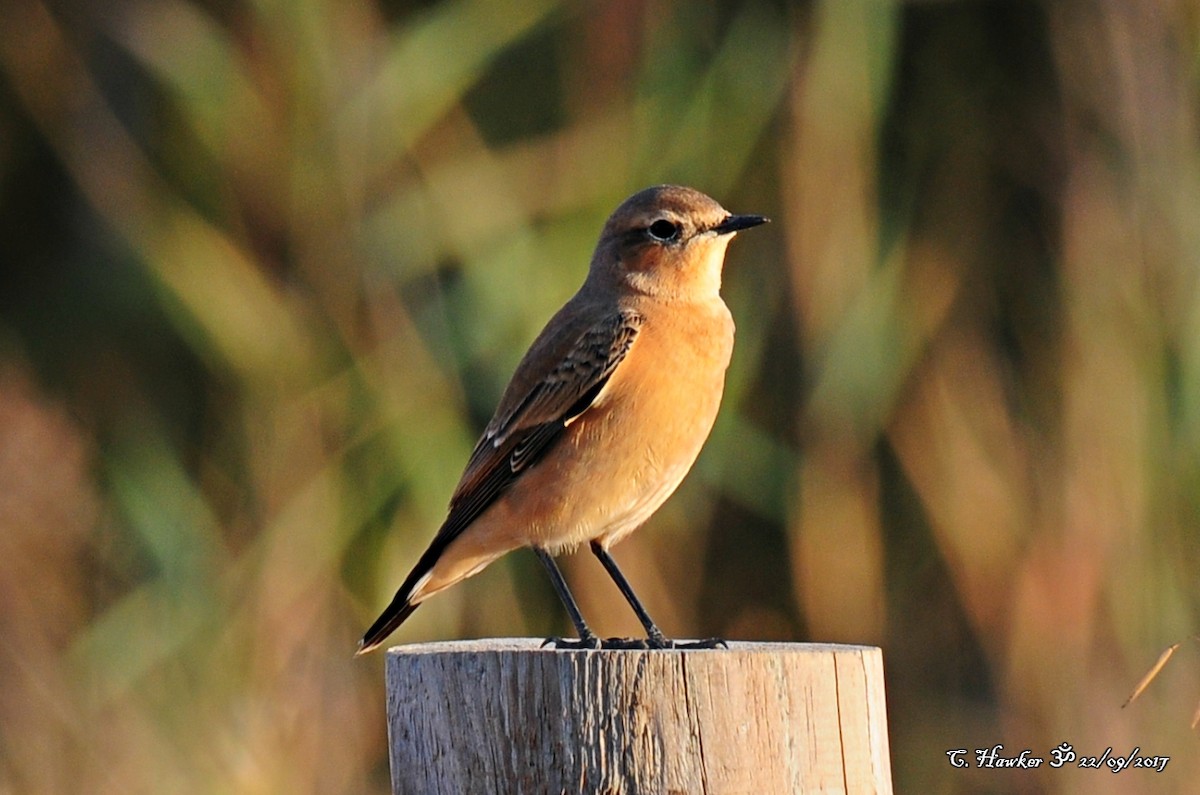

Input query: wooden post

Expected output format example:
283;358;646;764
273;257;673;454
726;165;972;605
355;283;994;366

384;639;893;794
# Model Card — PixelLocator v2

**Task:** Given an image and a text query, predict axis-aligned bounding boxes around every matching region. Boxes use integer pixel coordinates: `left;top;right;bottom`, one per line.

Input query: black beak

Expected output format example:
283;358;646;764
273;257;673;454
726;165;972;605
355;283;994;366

711;214;769;235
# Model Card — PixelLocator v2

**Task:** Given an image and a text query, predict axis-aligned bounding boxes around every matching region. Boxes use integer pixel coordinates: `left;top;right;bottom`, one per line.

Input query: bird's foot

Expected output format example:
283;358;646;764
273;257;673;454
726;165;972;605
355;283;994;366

541;634;729;650
540;635;663;650
541;634;602;650
641;629;728;650
670;637;729;650
604;637;659;650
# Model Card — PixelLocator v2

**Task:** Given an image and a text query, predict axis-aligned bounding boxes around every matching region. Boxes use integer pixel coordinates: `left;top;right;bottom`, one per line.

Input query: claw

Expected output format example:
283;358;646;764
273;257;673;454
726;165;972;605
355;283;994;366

542;635;602;650
675;637;728;650
643;637;728;650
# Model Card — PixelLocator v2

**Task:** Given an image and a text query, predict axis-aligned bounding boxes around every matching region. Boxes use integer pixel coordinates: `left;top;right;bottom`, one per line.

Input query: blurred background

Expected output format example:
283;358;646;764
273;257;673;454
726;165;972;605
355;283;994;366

1;0;1198;791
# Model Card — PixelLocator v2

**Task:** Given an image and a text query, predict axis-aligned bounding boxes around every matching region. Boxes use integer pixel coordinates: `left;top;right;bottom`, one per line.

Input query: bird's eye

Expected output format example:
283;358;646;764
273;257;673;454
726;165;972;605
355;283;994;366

647;219;680;242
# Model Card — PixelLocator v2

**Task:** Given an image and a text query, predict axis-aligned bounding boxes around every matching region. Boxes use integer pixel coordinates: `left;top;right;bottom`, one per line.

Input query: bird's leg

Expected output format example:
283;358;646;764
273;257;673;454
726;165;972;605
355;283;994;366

588;541;671;647
590;541;728;650
534;548;600;649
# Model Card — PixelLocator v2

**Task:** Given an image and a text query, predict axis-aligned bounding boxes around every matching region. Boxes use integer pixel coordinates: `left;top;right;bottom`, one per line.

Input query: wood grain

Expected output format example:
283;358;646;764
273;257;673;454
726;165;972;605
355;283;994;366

384;639;892;794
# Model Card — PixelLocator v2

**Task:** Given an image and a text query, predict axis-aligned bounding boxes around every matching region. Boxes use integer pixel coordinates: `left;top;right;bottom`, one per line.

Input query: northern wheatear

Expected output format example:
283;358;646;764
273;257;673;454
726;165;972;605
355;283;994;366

359;185;767;653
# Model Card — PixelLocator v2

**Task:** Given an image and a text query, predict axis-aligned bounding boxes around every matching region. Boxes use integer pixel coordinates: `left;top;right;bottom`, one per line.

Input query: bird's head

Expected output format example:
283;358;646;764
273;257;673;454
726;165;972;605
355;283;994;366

589;185;768;300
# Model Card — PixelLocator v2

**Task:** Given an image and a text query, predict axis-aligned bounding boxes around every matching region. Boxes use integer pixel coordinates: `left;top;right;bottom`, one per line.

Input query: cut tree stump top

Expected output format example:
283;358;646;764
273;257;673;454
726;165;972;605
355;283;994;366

384;639;893;794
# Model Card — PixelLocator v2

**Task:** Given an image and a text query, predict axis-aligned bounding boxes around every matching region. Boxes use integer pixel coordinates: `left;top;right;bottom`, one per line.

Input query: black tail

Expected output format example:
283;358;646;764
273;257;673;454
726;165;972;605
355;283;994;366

356;543;444;655
356;599;419;655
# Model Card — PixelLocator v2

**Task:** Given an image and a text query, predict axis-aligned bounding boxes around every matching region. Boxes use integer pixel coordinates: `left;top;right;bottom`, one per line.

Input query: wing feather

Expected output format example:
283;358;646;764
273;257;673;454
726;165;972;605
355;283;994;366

359;307;643;652
414;307;643;573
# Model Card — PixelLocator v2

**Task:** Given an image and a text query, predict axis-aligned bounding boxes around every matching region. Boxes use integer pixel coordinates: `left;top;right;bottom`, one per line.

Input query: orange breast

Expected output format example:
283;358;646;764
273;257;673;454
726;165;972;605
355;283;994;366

504;297;735;550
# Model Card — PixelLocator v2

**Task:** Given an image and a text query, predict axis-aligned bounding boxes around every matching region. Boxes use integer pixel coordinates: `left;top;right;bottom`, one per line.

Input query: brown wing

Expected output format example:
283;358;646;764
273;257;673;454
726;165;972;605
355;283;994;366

444;306;644;532
359;306;645;651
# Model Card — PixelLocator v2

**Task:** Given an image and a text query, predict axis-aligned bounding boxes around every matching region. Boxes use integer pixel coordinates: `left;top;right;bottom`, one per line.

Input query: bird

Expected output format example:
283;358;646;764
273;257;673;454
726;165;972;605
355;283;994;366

358;184;767;654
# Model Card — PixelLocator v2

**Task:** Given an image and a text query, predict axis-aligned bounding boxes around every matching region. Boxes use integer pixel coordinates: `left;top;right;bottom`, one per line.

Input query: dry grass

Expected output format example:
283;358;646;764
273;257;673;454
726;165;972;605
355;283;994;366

1;1;1198;791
